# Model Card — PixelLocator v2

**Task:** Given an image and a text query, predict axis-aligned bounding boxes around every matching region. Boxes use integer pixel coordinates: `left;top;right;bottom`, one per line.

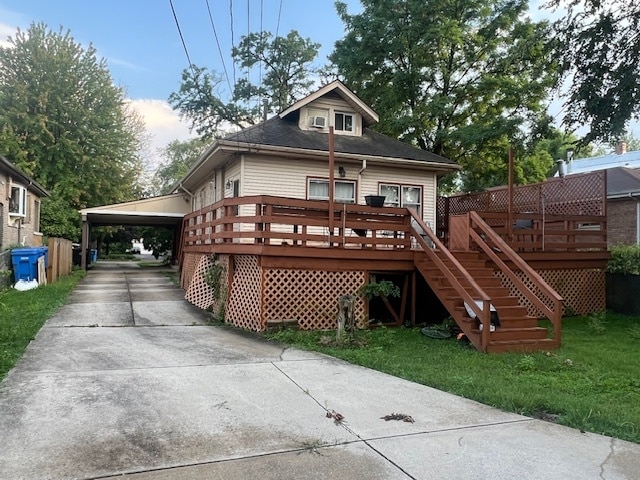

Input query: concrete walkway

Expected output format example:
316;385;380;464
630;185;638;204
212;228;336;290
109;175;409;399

0;262;638;479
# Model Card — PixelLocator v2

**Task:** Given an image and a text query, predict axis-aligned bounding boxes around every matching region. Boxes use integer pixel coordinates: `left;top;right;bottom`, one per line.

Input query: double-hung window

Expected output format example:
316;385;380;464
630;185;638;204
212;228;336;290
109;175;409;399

308;178;356;203
334;111;354;132
9;185;27;217
379;184;422;215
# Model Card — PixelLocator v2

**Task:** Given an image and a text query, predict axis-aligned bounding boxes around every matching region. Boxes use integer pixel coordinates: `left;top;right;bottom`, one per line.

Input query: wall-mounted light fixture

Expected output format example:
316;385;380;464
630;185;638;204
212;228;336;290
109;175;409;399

338;166;346;178
225;179;232;189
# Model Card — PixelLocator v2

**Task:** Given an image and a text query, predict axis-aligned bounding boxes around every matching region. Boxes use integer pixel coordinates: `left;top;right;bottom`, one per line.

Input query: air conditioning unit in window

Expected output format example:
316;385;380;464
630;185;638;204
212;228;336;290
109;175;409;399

309;116;326;128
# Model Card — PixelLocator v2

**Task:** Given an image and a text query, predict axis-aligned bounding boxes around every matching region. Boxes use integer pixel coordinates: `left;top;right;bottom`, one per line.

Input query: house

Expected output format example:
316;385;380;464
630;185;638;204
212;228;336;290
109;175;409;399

176;81;574;353
0;155;48;249
80;81;603;352
606;167;640;246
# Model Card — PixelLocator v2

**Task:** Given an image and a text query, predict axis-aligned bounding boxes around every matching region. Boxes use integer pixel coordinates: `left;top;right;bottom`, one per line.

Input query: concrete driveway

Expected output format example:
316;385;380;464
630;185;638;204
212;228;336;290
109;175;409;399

0;261;638;479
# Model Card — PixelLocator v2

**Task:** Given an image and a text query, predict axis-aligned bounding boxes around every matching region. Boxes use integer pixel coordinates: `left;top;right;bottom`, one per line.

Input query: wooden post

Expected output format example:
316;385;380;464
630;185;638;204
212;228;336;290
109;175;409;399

508;146;514;240
329;126;335;244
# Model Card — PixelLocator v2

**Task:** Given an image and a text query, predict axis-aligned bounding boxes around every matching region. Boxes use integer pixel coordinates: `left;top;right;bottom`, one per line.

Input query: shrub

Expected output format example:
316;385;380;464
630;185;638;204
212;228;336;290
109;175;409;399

607;244;640;274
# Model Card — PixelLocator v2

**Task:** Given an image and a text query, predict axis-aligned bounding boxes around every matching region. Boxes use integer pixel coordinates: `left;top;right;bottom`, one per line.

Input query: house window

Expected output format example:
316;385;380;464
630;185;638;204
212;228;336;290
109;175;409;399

335;112;354;132
9;185;27;216
34;199;40;232
379;184;422;215
308;179;356;203
307;108;328;129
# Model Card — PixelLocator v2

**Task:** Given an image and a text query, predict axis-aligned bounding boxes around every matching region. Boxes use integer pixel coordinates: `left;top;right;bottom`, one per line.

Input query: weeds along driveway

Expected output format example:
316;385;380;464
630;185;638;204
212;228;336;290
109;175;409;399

0;262;639;480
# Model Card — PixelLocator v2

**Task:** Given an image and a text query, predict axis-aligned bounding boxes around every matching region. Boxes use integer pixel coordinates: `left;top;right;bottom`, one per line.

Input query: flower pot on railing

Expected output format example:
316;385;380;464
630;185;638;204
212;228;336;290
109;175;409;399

365;195;385;207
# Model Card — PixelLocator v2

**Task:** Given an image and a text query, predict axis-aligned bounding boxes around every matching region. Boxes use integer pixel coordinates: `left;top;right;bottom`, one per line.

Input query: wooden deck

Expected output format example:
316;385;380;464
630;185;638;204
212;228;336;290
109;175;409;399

179;195;608;352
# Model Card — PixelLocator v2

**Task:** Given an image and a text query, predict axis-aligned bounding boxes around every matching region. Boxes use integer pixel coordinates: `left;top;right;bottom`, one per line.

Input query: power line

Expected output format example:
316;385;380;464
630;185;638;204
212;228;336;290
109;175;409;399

205;0;233;95
169;0;194;72
275;0;283;39
230;0;236;86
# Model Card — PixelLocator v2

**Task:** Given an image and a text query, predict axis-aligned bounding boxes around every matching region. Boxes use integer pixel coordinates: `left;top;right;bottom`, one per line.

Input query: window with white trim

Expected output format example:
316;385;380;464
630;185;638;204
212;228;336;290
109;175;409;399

307;108;329;129
334;112;354;132
9;185;27;216
379;184;422;215
308;178;356;203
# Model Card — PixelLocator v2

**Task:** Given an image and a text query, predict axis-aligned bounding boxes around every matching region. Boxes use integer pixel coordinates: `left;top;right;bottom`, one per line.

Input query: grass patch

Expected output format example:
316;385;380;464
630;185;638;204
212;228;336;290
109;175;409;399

0;270;86;380
266;313;640;444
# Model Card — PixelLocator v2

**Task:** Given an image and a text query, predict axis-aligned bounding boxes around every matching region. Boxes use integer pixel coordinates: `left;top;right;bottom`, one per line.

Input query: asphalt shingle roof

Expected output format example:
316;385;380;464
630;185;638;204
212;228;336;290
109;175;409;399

223;115;457;166
607;167;640;197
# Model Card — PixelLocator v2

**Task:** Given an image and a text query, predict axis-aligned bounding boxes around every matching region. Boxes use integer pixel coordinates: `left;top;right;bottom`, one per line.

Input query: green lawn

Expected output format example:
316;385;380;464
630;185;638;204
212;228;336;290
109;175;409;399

266;312;640;444
0;270;86;380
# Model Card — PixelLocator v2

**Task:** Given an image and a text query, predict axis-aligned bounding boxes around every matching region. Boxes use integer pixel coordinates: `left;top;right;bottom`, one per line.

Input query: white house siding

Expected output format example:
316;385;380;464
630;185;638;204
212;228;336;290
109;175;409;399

299;97;363;136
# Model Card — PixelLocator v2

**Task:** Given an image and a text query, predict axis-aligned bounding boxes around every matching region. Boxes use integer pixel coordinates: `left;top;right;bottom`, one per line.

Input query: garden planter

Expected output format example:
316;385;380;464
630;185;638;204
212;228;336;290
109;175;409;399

365;195;385;207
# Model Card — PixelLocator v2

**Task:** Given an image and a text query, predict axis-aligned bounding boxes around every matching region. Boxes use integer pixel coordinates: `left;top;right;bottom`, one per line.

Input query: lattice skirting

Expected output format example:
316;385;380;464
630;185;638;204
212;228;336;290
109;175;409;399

183;254;368;331
185;254;215;311
226;255;263;331
180;253;203;291
495;269;605;317
263;269;366;330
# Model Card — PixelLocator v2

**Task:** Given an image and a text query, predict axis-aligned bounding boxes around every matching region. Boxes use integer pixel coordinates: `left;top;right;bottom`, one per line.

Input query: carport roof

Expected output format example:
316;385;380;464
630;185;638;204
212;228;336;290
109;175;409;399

80;193;191;227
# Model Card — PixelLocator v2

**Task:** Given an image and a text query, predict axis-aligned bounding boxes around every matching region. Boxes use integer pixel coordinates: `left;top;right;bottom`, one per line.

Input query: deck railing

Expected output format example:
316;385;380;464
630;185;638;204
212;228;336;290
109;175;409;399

182;196;607;256
467;211;564;344
182;195;413;253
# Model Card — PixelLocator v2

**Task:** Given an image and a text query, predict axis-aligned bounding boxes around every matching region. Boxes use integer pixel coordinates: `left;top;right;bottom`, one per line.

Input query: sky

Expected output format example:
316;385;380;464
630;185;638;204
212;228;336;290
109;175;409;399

2;0;626;169
0;0;366;163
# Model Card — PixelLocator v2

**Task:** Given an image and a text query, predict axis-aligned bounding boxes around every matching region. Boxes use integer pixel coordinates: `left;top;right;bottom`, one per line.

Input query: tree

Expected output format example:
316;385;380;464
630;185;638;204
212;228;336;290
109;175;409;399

331;0;558;192
547;0;640;145
151;137;208;195
169;30;320;139
0;23;144;240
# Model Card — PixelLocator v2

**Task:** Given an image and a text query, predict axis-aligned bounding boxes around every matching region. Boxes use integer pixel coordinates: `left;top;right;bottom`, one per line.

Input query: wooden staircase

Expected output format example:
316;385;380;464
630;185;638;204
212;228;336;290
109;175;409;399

415;250;558;353
409;210;563;353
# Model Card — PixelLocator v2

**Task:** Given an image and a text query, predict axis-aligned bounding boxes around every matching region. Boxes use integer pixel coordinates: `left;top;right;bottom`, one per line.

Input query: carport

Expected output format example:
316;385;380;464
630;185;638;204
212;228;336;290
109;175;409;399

79;193;191;269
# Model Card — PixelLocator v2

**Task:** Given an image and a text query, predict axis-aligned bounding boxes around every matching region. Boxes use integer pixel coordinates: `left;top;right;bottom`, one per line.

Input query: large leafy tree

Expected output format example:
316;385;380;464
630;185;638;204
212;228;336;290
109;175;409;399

151;138;208;195
169;30;320;139
0;23;144;240
331;0;558;192
548;0;640;144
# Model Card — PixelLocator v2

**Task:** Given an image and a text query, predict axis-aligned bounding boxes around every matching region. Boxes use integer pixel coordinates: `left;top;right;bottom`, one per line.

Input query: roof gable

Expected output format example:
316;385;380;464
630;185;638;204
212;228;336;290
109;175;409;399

279;80;379;126
0;155;49;197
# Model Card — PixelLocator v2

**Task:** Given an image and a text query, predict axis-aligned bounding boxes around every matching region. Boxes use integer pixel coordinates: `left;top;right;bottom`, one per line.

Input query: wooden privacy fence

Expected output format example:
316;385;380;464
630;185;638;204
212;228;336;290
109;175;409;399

47;237;73;283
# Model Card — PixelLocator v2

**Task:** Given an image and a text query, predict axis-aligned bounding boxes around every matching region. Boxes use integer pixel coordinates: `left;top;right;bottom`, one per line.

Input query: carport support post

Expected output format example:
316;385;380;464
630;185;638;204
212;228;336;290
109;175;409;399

81;214;90;270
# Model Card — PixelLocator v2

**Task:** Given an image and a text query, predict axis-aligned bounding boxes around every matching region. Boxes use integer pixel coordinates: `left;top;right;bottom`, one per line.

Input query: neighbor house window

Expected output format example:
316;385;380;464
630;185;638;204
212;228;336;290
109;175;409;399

9;185;27;216
308;178;356;203
335;112;354;132
379;184;422;215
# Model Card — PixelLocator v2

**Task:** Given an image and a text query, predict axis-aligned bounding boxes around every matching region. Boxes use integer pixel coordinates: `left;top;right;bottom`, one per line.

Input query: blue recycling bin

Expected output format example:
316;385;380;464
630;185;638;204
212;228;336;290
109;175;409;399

11;247;47;282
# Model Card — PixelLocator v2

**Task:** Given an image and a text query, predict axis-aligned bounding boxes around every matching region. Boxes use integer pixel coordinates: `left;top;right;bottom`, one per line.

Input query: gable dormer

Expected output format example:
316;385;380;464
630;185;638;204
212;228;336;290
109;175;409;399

279;80;378;137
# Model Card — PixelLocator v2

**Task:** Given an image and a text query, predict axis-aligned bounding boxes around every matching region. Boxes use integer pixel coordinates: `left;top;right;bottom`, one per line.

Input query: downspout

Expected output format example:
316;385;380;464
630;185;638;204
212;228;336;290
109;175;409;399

358;159;367;202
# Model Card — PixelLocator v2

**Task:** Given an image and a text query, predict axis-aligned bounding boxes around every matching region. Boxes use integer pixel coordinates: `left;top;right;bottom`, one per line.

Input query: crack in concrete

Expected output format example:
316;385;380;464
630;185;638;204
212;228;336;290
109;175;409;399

270;361;417;479
123;272;135;326
600;436;615;479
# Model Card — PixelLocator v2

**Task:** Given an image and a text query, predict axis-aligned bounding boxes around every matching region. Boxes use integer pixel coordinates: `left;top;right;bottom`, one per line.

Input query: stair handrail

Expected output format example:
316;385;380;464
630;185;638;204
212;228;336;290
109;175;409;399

409;210;493;350
468;211;563;344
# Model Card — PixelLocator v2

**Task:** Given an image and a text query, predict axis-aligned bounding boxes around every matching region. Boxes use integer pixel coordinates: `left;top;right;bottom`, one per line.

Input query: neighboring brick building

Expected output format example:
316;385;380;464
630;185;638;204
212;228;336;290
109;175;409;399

607;167;640;246
0;155;49;249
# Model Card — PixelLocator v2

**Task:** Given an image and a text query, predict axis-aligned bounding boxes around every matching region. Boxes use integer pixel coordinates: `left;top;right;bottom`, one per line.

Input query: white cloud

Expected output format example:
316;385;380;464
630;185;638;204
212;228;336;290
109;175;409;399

0;22;17;48
129;98;196;155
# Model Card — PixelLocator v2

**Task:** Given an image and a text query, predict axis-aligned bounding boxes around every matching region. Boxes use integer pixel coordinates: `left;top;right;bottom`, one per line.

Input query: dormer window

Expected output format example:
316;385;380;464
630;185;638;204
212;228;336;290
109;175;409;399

307;108;328;129
335;112;354;132
9;185;27;216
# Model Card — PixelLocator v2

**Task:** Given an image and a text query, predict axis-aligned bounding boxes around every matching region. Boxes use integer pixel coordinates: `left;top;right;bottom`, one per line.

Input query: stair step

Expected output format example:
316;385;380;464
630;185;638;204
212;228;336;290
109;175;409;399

486;338;560;353
471;327;549;342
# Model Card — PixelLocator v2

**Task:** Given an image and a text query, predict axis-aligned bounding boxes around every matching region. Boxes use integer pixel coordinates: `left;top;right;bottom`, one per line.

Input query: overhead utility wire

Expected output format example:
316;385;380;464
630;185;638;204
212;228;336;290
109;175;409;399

205;0;233;94
169;0;195;73
275;0;283;39
230;0;236;86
